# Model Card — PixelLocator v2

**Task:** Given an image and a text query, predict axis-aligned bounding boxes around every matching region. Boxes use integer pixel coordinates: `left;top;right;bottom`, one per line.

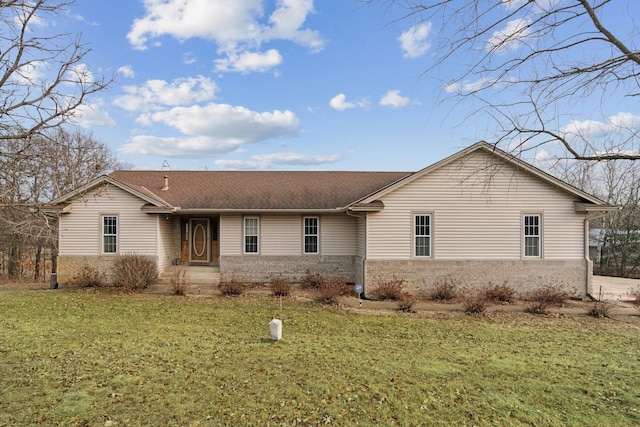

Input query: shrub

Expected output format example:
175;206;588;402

482;281;515;304
371;278;405;301
219;280;244;296
429;276;459;302
525;283;570;315
70;264;105;288
170;266;187;296
463;296;489;316
300;271;324;289
397;292;417;313
586;301;612;318
270;277;292;297
315;277;352;305
112;253;158;292
631;287;640;311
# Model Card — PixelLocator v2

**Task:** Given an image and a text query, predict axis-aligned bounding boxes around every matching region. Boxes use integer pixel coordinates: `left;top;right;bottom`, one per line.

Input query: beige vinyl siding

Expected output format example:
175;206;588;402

261;215;302;255
220;214;243;256
220;214;357;256
59;184;159;256
157;216;176;271
366;149;586;260
321;215;356;255
356;216;366;258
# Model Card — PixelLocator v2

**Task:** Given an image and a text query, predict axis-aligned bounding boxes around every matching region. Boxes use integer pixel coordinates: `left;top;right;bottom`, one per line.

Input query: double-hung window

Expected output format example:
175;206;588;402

414;214;431;257
244;217;259;254
102;215;118;254
303;217;319;254
524;214;541;257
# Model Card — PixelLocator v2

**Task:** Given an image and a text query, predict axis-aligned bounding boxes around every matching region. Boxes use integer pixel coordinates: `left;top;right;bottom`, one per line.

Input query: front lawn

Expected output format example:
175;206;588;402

1;290;638;426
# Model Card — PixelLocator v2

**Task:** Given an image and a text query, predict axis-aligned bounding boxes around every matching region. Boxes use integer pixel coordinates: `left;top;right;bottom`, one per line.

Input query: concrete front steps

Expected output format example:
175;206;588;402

146;265;221;295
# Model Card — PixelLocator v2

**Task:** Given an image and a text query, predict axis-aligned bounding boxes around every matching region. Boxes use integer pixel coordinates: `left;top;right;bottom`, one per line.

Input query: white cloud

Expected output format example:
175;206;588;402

444;77;501;94
113;75;217;112
127;0;324;73
398;22;432;59
379;90;410;108
253;152;340;165
263;0;324;53
183;52;197;65
329;93;368;111
486;18;532;52
120;103;300;157
562;112;640;139
214;49;283;73
117;65;135;78
215;151;341;170
71;99;116;128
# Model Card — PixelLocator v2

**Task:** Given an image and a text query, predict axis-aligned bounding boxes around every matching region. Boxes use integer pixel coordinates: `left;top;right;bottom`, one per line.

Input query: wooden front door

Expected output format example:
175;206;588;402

190;219;209;263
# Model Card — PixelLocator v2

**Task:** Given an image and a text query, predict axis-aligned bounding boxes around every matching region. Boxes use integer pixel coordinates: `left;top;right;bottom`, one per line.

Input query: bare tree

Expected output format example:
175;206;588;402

0;128;118;280
0;0;111;144
552;158;640;277
369;0;640;160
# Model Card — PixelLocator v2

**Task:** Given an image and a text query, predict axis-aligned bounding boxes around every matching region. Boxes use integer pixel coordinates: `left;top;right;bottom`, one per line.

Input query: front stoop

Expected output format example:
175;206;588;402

146;265;221;295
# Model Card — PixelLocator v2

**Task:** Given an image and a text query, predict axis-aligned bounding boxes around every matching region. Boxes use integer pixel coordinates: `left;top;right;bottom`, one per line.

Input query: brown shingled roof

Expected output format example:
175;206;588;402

108;170;411;210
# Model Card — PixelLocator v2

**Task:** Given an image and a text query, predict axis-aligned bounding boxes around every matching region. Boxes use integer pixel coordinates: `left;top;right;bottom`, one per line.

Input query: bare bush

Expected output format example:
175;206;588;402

397;292;417;313
170;266;187;296
631;287;640;311
586;301;612;319
429;276;460;302
219;280;245;296
270;277;292;297
112;254;158;292
482;281;516;304
300;271;324;289
70;264;105;288
525;284;570;315
463;297;489;316
371;278;405;301
315;277;352;305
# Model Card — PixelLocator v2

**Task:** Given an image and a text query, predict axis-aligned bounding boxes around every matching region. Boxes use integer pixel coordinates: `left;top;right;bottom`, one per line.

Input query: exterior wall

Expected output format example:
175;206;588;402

364;259;590;298
362;149;589;295
157;216;177;272
366;149;586;260
218;213;358;283
220;255;356;284
57;184;159;284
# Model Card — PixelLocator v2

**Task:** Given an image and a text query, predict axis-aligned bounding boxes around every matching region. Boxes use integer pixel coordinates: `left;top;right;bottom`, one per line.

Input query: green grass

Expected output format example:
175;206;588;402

1;290;639;426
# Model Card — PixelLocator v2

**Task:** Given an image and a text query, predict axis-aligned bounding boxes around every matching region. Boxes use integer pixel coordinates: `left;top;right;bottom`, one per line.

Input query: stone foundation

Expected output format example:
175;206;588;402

220;255;356;284
56;254;159;286
364;259;591;298
56;255;120;285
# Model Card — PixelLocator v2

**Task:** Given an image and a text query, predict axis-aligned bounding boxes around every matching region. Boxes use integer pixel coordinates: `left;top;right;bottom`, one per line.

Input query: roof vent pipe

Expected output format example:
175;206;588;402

161;175;169;191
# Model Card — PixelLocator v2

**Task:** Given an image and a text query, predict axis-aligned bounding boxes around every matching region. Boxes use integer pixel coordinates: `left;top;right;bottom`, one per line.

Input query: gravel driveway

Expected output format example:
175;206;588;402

592;275;639;301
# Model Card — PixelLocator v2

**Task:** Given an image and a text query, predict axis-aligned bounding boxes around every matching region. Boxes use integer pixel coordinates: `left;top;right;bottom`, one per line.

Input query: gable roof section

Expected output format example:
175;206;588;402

349;141;617;211
107;170;411;211
44;175;174;212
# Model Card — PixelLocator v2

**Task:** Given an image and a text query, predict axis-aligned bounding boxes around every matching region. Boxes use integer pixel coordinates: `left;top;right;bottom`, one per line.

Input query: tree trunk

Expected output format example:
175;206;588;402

35;243;42;281
8;243;20;279
51;246;57;274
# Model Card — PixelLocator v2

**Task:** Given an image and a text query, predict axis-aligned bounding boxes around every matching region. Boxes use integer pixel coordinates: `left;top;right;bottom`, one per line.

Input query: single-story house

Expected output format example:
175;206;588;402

44;142;617;297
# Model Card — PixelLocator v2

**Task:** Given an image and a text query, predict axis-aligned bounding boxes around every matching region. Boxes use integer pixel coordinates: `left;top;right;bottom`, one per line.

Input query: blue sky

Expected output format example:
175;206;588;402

50;0;639;171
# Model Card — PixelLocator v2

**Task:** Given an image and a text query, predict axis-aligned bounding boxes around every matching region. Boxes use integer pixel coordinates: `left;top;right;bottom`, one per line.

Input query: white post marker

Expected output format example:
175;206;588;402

354;284;363;308
269;318;282;341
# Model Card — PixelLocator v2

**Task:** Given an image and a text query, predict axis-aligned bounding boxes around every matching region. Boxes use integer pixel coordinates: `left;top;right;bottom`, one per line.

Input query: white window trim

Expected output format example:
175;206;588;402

243;216;260;254
412;212;433;258
523;213;542;259
303;216;320;254
101;214;118;255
